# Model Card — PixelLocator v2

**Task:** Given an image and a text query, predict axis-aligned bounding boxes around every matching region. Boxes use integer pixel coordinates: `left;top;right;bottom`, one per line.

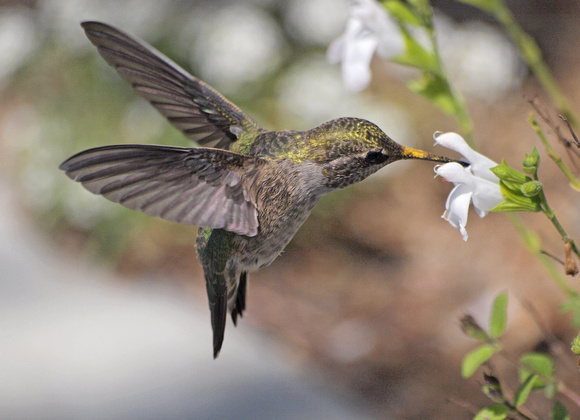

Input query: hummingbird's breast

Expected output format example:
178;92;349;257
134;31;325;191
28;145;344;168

233;158;329;272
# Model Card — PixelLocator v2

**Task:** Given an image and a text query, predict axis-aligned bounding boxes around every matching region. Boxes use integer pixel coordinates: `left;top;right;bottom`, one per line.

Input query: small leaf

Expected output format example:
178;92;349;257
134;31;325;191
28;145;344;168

407;73;456;116
519;352;554;389
489;293;508;339
461;344;496;378
490;161;531;184
521;353;554;379
395;31;437;70
495;181;541;213
571;333;580;355
383;0;422;26
514;374;537;407
473;404;508;420
551;401;570;420
456;0;502;13
460;314;490;342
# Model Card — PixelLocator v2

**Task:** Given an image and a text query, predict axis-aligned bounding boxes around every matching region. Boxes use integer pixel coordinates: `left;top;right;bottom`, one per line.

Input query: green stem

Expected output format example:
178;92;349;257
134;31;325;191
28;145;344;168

489;3;580;127
539;191;580;258
424;7;475;147
508;214;577;296
529;113;580;191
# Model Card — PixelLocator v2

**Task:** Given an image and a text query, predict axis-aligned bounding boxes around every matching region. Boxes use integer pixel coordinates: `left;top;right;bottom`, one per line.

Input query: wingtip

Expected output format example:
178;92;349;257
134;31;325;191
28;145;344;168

80;20;103;30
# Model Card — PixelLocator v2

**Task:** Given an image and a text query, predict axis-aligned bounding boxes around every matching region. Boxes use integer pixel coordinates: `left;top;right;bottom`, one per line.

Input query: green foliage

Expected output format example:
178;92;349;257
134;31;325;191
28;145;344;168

407;73;457;116
395;31;437;70
490;161;542;212
551;401;571;420
456;0;502;13
382;0;422;25
560;296;580;329
460;315;491;342
522;146;540;177
571;333;580;354
462;344;496;378
490;161;532;184
520;180;543;197
473;404;508;420
519;352;554;390
514;373;537;407
489;293;508;339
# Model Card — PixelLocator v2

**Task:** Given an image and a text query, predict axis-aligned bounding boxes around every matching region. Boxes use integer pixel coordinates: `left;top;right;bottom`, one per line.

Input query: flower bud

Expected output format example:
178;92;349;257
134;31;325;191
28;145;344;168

523;147;540;175
490;161;531;184
482;373;504;402
520;180;543;197
460;315;490;341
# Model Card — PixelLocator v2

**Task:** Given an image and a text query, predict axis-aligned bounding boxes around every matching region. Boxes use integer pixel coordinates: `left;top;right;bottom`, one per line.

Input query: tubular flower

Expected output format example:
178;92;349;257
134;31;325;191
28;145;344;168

433;132;504;240
327;0;404;92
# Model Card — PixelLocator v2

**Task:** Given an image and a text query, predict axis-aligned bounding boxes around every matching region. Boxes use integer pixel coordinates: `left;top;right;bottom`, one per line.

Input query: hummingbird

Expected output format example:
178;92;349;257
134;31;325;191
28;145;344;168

60;21;459;358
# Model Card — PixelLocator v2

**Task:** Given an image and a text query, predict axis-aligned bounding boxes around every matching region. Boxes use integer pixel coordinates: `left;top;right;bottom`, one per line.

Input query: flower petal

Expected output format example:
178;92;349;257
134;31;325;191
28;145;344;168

350;0;404;59
443;183;473;241
341;19;379;91
327;0;405;92
434;161;475;188
433;132;498;182
471;177;504;214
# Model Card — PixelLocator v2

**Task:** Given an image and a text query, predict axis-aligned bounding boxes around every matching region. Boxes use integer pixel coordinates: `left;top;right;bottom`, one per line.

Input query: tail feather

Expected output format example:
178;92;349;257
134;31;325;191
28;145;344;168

210;292;227;359
231;272;247;326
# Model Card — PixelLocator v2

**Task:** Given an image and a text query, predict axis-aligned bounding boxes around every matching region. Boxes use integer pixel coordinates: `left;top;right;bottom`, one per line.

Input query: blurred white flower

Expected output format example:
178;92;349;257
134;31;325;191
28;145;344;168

327;0;404;92
0;10;37;84
434;132;503;241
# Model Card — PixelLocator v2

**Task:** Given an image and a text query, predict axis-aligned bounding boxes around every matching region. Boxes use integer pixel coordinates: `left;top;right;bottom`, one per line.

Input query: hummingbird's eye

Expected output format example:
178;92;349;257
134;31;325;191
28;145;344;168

365;150;387;164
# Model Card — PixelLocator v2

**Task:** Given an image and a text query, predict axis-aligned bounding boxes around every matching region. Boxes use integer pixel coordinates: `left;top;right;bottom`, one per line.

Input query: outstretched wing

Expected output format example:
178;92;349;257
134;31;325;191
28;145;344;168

81;21;264;150
60;145;262;236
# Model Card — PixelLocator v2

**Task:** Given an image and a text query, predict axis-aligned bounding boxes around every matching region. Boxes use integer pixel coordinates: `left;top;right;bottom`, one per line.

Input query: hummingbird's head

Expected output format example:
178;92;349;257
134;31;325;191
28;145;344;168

312;117;459;189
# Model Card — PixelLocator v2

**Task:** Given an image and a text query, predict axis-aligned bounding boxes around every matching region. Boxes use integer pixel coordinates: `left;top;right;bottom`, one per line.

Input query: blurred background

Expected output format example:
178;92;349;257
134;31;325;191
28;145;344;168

1;0;580;418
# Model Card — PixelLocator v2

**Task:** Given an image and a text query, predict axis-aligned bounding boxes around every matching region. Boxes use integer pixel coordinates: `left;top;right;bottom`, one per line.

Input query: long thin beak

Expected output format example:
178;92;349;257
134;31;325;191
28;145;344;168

400;146;465;165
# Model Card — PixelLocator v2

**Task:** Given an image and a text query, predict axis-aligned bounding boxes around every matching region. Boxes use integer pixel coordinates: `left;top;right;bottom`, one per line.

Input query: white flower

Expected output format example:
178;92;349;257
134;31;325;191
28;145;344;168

327;0;404;92
433;132;504;241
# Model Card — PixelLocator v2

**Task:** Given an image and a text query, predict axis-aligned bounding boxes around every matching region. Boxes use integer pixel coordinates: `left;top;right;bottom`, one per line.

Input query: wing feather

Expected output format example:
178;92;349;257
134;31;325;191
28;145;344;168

60;145;261;236
81;21;264;149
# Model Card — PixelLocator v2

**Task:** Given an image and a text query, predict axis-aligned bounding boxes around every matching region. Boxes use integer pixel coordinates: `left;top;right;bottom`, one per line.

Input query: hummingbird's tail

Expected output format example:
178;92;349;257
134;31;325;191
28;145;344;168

231;272;247;326
204;271;228;359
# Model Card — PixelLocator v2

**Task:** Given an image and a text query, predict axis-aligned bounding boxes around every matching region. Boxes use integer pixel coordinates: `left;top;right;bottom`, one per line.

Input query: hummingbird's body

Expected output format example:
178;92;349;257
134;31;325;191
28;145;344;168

61;22;458;358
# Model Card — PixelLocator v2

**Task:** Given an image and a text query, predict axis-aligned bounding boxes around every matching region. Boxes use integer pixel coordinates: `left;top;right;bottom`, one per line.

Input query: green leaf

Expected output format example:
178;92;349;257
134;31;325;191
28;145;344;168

473;404;508;420
560;296;580;328
571;333;580;355
395;31;437;71
407;73;456;116
383;0;422;26
455;0;502;13
493;181;541;213
551;401;570;420
461;344;496;378
489;293;508;339
514;374;537;407
519;352;554;389
491;200;538;213
460;314;490;342
490;161;532;184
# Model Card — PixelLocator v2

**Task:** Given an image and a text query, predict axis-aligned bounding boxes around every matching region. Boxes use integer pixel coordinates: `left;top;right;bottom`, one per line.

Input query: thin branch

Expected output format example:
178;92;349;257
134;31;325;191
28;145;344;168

539;250;565;266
